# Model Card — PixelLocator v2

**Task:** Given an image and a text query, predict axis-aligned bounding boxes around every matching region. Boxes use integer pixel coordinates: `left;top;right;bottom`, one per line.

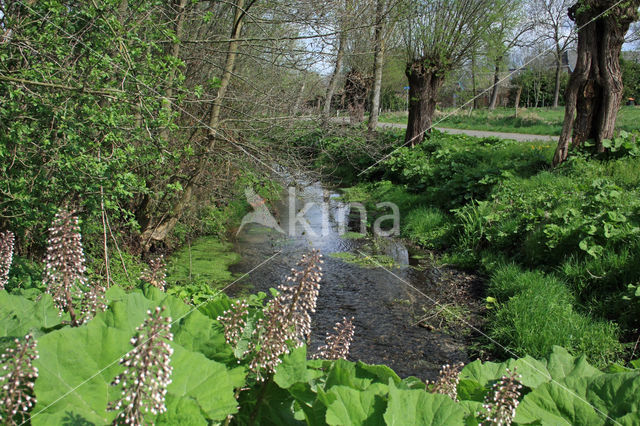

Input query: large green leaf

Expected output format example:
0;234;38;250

0;290;65;338
384;381;465;425
515;372;640;425
31;290;244;424
323;385;387;426
586;372;640;425
515;376;605;425
459;346;601;401
274;346;323;389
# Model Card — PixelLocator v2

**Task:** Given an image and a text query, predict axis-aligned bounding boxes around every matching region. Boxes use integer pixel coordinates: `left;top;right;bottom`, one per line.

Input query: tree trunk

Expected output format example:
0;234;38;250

323;31;346;118
514;86;522;117
139;0;248;248
488;59;501;111
553;1;639;166
292;79;306;115
404;61;444;146
160;0;188;142
552;55;561;108
368;0;385;132
471;53;478;110
344;70;370;124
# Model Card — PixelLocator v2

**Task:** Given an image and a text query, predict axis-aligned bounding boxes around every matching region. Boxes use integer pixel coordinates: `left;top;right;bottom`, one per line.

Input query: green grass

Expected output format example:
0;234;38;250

329;251;397;268
379;106;640;136
166;237;240;288
487;264;622;367
402;207;451;249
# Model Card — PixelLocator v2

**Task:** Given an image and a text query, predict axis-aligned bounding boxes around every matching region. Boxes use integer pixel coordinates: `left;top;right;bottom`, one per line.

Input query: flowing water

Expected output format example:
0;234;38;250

228;181;483;381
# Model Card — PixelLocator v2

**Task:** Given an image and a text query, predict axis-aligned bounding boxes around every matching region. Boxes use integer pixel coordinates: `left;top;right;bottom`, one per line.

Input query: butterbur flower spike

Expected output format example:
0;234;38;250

427;362;464;401
0;230;15;290
478;367;523;426
43;209;106;325
249;250;323;380
109;307;173;425
217;299;249;348
79;284;108;325
315;317;355;360
141;256;167;292
0;334;39;426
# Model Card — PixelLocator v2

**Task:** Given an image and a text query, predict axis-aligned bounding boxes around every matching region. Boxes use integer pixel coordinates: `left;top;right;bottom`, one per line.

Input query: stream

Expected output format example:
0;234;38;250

228;180;484;381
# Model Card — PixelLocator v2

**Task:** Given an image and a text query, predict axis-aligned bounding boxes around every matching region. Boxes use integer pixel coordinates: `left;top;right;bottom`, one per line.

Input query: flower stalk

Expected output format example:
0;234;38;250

479;367;523;426
0;230;15;290
43;209;106;325
0;334;39;426
109;306;174;425
315;317;355;360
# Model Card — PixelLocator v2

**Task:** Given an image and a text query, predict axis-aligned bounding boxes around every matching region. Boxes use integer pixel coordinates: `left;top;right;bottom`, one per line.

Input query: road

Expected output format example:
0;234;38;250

375;121;557;142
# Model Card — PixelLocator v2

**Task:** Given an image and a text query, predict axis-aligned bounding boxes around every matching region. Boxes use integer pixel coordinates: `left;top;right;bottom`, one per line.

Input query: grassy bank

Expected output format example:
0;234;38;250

291;124;640;367
379;106;640;136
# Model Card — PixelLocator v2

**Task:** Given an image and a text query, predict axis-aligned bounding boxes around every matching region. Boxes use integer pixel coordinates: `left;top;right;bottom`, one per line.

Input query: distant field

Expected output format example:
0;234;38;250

379;106;640;136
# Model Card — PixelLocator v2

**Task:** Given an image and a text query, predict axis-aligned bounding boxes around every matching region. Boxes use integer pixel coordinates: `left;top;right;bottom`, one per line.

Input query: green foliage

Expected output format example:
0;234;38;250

165;237;240;300
621;57;640;101
582;130;640;159
1;274;639;424
0;1;182;251
282;125;403;185
511;68;569;108
30;286;243;424
402;207;451;249
382;132;552;209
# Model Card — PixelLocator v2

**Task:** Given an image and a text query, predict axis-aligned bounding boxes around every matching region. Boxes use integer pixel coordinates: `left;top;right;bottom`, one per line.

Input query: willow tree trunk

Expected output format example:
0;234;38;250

368;0;385;132
345;70;370;124
488;59;501;110
404;61;444;146
323;31;346;118
553;1;639;166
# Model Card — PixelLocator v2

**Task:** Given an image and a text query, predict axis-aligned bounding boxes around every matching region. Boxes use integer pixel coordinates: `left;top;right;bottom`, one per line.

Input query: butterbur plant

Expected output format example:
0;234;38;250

141;256;167;292
0;230;15;290
109;307;174;425
478;367;523;426
43;209;106;325
315;317;355;360
218;299;249;349
217;251;323;381
249;250;323;380
427;362;464;401
0;334;39;426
